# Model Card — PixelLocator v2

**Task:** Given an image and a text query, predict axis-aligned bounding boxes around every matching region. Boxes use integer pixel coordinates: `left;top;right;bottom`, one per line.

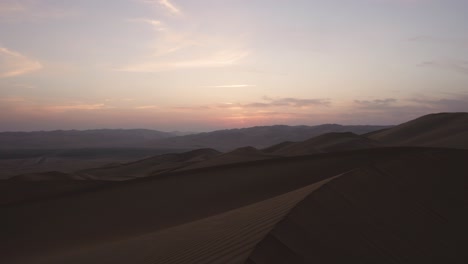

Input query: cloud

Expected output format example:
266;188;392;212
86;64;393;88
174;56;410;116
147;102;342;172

410;96;468;112
46;104;107;111
120;0;249;72
158;0;181;15
419;60;468;75
135;105;160;109
205;84;257;88
142;0;181;15
116;49;249;72
259;97;331;108
127;18;166;31
0;2;25;13
354;98;397;108
409;35;468;47
0;1;75;21
168;97;331;113
0;47;42;78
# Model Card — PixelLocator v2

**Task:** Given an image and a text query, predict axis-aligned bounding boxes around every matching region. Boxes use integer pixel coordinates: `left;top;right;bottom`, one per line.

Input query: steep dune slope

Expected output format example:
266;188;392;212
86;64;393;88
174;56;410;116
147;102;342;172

246;149;468;263
0;148;428;263
177;147;278;171
273;132;380;156
368;112;468;148
21;177;337;264
75;148;220;180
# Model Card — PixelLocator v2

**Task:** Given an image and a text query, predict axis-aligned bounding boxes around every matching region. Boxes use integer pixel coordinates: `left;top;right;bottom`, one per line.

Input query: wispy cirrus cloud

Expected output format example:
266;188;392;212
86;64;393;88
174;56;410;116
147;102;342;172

158;0;181;15
118;0;249;72
0;2;24;13
127;18;166;31
418;60;468;75
0;47;42;78
410;96;468;112
169;97;330;112
354;98;397;108
116;49;249;72
46;104;107;111
0;0;76;21
259;97;331;108
205;84;257;88
142;0;182;15
135;105;160;109
0;96;111;114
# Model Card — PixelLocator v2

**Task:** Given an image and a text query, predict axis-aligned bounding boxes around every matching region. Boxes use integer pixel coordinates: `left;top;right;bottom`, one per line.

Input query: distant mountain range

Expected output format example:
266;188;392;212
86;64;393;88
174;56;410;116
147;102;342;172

0;129;175;149
0;124;390;150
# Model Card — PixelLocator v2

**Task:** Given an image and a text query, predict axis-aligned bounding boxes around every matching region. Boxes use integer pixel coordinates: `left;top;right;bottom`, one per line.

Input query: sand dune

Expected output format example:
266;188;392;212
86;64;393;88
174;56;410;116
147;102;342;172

273;132;380;156
368;112;468;148
18;177;337;264
8;171;75;181
177;146;278;171
74;148;220;180
2;113;468;264
0;179;108;206
247;149;468;263
1;148;428;263
0;148;177;180
2;147;460;264
262;141;295;153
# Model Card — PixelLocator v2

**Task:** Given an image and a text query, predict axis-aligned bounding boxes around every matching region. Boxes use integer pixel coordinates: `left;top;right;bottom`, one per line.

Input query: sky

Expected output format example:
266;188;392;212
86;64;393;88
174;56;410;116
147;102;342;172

0;0;467;132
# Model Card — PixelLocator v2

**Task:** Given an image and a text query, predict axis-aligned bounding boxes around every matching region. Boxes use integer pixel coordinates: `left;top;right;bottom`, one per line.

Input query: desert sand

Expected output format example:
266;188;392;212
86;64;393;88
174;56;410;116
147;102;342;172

1;113;467;264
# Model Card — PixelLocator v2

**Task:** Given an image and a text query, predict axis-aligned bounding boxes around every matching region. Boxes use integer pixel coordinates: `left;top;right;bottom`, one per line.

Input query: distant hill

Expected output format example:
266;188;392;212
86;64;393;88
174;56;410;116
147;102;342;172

149;124;390;151
368;112;468;149
74;148;221;181
0;129;175;149
272;132;380;156
177;146;279;171
0;125;390;150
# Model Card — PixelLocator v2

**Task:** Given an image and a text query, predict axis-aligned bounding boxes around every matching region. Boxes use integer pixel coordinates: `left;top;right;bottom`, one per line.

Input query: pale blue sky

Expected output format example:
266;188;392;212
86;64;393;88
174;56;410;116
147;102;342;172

0;0;467;131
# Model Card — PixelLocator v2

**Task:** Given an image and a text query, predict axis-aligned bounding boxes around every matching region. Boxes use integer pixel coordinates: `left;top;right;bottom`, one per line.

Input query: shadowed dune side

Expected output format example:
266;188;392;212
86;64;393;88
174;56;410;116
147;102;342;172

0;148;428;263
0;157;136;180
176;147;279;171
8;171;77;181
368;112;468;148
20;177;338;264
262;142;295;153
0;180;109;206
273;132;380;156
74;148;220;180
246;149;468;263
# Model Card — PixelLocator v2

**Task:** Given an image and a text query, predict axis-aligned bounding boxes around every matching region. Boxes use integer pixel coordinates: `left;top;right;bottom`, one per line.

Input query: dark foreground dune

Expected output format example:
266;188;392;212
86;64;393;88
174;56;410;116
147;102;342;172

247;149;468;263
2;147;467;264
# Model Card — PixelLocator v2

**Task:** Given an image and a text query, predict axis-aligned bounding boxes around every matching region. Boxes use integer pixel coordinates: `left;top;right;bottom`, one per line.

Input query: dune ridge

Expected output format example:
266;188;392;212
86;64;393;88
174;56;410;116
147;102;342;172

369;112;468;148
246;149;468;263
19;176;338;264
1;148;429;263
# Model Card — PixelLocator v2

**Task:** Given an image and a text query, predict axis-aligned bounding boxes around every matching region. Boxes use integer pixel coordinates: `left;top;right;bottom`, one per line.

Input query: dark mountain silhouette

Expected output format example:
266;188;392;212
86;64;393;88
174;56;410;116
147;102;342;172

0;129;175;149
149;124;390;151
